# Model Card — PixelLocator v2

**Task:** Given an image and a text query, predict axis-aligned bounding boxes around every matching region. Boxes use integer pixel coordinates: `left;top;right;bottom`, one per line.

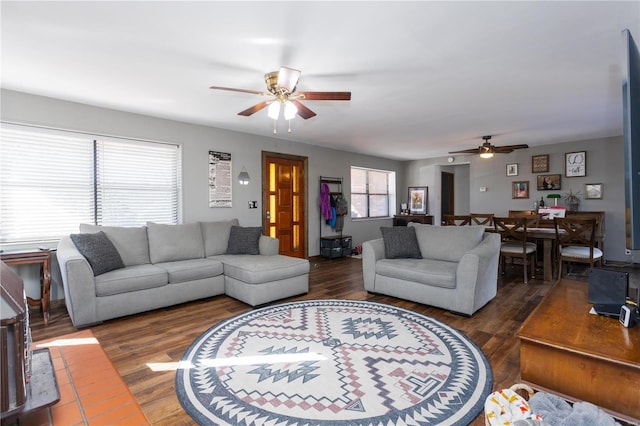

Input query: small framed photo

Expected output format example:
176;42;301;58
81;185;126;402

536;174;561;190
532;154;549;173
565;151;586;177
506;163;518;176
584;183;603;199
512;181;529;199
408;186;428;214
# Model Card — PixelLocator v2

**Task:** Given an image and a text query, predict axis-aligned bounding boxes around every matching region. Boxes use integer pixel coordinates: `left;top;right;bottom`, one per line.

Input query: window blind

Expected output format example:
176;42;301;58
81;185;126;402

0;125;95;243
0;123;181;244
95;138;181;226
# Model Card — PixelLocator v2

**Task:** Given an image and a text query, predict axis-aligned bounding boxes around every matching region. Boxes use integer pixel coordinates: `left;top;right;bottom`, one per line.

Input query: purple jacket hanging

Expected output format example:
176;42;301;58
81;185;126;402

320;183;333;220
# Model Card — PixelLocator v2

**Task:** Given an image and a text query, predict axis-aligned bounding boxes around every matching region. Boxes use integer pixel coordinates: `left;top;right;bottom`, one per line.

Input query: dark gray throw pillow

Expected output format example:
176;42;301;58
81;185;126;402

226;226;262;255
70;231;125;276
380;226;422;259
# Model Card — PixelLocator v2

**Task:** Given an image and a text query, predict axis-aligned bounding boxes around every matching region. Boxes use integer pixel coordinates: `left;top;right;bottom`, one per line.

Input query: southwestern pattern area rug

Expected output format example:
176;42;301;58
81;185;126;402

176;299;493;425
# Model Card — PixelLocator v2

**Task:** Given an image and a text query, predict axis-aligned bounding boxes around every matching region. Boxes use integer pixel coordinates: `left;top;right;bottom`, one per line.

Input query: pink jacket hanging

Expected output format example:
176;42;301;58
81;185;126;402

319;183;333;220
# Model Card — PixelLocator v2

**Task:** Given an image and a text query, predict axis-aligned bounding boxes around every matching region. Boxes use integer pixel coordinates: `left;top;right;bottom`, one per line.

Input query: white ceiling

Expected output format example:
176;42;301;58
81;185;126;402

2;1;639;161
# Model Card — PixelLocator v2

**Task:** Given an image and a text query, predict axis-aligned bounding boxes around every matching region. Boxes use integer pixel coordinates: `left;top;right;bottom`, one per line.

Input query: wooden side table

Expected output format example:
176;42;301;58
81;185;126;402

1;249;53;325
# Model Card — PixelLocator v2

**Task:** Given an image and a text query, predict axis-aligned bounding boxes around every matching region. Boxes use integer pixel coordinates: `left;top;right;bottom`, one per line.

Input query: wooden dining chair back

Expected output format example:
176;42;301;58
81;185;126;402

493;217;537;284
443;215;471;226
508;210;541;228
553;217;603;278
470;213;494;226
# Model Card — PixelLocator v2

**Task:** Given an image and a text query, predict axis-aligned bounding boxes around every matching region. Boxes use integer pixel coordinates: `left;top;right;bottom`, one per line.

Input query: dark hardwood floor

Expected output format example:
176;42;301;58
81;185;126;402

29;257;634;425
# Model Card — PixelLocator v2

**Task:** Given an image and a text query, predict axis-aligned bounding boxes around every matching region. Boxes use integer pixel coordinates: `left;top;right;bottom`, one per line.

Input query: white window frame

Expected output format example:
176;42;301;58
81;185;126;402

350;166;396;219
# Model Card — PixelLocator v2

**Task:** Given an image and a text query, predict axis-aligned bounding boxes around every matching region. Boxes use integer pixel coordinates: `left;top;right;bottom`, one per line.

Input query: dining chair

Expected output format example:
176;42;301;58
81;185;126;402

493;217;537;284
443;215;471;226
554;217;603;279
470;213;494;226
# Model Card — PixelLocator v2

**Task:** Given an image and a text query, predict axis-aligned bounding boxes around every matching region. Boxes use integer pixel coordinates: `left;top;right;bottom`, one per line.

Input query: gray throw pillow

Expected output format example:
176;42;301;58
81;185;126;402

226;226;262;255
380;226;422;259
70;231;125;276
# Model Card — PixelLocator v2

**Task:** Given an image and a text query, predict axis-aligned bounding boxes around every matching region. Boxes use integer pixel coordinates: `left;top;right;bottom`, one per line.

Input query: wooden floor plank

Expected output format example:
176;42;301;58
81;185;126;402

31;256;610;425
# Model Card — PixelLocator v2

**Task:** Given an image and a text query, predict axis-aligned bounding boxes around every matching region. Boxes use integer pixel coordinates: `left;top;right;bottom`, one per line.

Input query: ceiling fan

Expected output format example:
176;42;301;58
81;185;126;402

448;135;529;158
209;66;351;133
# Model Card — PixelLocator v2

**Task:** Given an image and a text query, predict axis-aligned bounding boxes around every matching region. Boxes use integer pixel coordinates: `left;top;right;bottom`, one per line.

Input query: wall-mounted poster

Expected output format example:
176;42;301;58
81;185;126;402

209;151;232;207
408;186;428;214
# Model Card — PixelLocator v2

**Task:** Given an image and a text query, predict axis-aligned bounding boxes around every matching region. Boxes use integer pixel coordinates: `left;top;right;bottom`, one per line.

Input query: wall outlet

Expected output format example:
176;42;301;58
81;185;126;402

625;248;632;256
248;201;257;209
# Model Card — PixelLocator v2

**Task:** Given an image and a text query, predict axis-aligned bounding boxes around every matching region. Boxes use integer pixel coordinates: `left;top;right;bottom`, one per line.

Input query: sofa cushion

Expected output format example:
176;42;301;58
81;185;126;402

380;226;422;259
154;258;224;284
94;264;168;296
221;255;310;284
201;219;239;256
226;226;262;255
409;223;485;262
79;224;150;266
147;222;205;263
376;258;457;289
70;231;125;276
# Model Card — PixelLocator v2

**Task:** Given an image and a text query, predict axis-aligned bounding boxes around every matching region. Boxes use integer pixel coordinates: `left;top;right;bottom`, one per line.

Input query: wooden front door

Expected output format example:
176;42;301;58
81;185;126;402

262;152;307;258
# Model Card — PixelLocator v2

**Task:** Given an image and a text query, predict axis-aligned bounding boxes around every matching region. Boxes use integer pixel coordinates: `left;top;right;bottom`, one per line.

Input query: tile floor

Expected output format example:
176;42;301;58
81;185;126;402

13;329;149;426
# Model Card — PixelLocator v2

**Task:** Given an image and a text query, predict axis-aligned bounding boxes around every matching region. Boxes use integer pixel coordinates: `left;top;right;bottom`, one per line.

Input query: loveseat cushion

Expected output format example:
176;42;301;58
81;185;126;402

154;258;224;284
79;224;150;266
225;226;262;255
201;219;239;256
380;226;422;259
147;222;205;263
376;258;457;289
94;264;168;296
70;231;125;276
409;223;485;262
221;255;310;284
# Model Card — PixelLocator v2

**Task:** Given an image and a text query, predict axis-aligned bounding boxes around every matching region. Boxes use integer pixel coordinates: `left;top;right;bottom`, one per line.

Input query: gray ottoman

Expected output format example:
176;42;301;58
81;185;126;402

221;255;310;306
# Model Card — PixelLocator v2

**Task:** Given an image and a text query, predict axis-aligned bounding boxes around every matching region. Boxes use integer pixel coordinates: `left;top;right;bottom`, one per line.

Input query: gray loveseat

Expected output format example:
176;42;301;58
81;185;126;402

57;219;309;328
362;223;500;316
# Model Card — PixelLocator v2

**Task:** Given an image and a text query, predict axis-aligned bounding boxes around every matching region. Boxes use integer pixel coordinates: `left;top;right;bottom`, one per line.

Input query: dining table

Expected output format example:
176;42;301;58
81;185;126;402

486;226;560;282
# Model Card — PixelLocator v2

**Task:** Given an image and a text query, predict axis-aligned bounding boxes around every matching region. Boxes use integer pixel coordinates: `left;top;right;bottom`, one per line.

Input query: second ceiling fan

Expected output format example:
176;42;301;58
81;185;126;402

449;136;529;158
210;66;351;133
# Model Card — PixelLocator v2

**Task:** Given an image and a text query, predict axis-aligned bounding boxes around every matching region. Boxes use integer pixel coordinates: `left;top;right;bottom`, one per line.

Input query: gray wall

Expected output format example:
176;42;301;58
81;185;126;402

404;136;632;263
1;89;402;300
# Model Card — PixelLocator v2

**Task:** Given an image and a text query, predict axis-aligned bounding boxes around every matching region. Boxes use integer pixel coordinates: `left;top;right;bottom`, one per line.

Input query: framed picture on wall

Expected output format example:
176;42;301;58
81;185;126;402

506;163;518;176
536;174;561;190
584;183;603;199
512;181;529;199
532;154;549;173
565;151;586;177
408;186;428;214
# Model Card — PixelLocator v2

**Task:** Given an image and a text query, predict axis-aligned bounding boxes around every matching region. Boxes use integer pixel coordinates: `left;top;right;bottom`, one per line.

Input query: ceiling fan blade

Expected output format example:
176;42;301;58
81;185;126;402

277;66;301;92
496;144;529;151
298;91;352;101
210;86;265;95
238;101;269;117
448;148;482;154
291;100;316;119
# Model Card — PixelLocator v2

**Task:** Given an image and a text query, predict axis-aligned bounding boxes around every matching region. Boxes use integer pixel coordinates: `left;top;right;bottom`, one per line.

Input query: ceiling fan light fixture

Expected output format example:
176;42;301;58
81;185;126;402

276;66;301;93
267;102;281;120
284;101;297;120
479;152;494;159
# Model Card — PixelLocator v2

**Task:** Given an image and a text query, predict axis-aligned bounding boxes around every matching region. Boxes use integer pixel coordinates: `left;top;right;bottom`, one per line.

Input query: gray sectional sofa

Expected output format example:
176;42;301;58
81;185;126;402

362;223;500;316
56;219;309;328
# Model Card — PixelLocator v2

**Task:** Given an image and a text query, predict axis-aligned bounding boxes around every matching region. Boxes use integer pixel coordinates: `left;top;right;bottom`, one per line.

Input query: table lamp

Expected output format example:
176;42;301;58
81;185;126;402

547;193;561;206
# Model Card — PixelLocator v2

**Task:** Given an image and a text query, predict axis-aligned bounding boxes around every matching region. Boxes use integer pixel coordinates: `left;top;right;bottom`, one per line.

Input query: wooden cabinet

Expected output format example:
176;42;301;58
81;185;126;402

393;215;433;226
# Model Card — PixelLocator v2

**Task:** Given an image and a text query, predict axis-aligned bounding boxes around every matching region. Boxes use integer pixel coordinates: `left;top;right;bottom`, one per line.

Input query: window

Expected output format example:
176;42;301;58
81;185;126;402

350;167;396;218
0;124;181;244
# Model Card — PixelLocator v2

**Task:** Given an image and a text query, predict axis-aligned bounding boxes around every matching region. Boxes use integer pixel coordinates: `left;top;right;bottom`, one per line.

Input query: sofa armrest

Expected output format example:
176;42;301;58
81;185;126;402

56;236;98;327
259;235;279;256
362;238;385;291
455;232;500;312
